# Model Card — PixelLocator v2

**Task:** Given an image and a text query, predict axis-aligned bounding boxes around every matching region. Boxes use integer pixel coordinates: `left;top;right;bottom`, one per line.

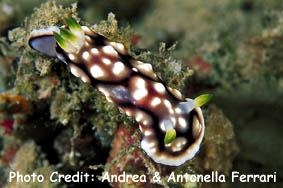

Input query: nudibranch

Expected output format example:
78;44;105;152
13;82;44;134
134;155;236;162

28;18;210;166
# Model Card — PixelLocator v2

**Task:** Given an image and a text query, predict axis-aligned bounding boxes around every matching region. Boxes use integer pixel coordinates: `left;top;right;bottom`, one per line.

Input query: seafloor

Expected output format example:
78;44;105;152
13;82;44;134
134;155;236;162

0;0;282;188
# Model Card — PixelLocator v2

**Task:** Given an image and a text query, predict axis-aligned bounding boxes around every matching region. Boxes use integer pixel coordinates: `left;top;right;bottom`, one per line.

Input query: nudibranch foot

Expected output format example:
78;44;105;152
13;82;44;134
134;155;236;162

28;18;207;166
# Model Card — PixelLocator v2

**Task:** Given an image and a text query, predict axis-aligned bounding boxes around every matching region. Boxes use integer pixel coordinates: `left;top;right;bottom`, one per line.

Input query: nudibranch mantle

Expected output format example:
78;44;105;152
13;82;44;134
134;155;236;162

28;18;205;166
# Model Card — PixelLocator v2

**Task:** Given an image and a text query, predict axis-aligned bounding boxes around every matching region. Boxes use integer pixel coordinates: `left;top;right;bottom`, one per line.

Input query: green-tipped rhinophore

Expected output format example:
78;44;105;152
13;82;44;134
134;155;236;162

59;28;77;41
164;128;176;144
54;32;72;51
194;94;212;107
66;17;83;33
54;17;85;53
